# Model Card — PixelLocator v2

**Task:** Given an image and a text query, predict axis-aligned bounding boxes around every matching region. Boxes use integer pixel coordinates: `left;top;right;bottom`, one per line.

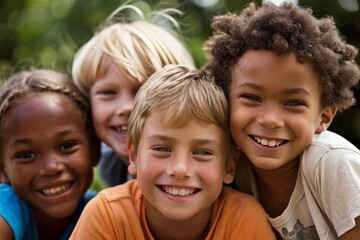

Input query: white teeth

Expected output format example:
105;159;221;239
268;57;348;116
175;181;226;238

115;125;127;132
254;137;281;147
268;140;277;147
42;184;71;196
162;186;195;196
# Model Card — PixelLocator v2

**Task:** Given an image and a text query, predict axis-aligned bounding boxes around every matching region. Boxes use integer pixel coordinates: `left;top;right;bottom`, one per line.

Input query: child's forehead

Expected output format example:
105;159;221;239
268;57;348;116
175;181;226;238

7;93;80;120
231;50;321;93
234;50;316;76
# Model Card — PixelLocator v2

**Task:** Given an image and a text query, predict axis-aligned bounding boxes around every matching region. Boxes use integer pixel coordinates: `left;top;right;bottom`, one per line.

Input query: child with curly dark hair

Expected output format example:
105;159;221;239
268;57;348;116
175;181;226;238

205;2;360;239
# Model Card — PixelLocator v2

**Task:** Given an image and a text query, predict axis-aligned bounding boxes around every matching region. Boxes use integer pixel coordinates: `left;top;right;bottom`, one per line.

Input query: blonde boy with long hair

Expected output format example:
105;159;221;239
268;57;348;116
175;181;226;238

71;3;194;187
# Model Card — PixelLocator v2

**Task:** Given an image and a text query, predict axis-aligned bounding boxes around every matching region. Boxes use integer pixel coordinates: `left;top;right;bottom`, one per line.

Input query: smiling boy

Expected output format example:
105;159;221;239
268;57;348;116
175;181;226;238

70;65;276;240
205;2;360;239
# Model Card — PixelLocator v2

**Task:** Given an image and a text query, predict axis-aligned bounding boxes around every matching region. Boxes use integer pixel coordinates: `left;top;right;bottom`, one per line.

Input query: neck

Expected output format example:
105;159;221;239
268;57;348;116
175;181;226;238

34;211;72;240
146;202;212;240
253;158;300;218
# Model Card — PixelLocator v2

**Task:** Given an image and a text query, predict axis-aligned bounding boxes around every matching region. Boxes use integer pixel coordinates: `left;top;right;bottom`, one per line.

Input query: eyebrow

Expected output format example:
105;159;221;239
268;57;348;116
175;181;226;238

237;82;311;96
9;129;75;146
148;134;222;146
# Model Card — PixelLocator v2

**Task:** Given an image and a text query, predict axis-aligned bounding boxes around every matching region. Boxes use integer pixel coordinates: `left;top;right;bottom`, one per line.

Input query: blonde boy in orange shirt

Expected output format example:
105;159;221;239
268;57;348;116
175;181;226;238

70;65;276;240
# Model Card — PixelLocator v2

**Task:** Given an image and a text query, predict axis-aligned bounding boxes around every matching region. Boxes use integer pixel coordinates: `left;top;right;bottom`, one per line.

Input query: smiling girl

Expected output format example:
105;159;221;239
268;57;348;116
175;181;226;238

0;69;100;240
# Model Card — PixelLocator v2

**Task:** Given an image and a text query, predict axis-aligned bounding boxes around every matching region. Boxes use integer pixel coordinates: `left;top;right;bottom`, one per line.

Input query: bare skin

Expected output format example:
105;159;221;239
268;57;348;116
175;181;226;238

254;158;300;218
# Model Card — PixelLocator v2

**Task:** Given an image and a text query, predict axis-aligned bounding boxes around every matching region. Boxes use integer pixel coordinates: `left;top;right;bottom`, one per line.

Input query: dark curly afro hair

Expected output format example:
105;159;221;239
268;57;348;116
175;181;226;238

205;2;360;111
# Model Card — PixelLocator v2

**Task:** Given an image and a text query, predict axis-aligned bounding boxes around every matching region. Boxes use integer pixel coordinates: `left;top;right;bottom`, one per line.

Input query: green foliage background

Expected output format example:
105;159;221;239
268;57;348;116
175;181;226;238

1;0;359;149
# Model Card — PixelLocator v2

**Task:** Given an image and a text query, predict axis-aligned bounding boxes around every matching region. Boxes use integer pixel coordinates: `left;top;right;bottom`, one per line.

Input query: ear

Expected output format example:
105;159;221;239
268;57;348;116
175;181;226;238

223;151;238;184
315;106;337;133
0;164;10;184
0;172;9;184
127;139;137;176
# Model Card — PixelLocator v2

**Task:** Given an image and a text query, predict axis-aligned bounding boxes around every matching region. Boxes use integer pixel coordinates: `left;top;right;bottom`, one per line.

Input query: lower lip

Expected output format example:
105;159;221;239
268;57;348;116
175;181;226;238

111;129;127;141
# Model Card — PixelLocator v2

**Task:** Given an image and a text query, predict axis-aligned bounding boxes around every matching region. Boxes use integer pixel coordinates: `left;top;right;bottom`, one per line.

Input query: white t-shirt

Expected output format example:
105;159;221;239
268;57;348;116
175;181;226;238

269;170;318;239
235;130;360;240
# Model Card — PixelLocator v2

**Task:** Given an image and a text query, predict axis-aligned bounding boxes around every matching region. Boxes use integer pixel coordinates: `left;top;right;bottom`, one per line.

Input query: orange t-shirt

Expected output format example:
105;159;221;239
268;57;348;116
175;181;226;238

70;180;275;239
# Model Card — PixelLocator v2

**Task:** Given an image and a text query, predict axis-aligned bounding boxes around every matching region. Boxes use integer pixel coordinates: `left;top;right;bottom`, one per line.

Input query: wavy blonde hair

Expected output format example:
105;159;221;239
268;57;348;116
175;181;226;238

128;65;233;168
72;4;194;96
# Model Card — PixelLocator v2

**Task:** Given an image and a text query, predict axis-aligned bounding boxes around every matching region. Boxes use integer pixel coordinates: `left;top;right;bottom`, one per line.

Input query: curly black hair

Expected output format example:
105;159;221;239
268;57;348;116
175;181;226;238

205;2;360;111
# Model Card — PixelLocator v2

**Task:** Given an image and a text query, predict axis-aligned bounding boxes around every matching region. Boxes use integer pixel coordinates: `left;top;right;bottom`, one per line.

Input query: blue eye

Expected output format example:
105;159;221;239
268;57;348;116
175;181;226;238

152;146;170;152
193;149;213;156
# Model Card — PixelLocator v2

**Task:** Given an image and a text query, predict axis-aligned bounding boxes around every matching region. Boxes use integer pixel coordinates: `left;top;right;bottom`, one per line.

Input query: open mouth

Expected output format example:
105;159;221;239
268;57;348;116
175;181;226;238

40;183;72;197
159;185;201;196
251;135;288;147
112;125;127;134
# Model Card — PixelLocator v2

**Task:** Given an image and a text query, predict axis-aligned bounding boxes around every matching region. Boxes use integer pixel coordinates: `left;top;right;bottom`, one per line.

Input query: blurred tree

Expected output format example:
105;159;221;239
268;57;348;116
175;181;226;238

0;0;359;147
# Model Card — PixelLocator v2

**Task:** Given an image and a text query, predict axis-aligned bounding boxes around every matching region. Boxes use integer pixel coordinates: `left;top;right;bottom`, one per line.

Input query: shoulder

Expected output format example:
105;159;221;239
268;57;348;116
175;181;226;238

0;184;27;209
307;130;359;153
0;184;33;240
0;183;14;195
213;187;276;239
302;130;360;170
219;187;265;214
98;180;140;201
84;180;141;212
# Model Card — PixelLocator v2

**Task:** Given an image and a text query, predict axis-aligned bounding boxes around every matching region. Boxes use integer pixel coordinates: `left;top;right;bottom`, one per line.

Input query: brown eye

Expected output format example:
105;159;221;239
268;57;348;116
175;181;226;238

16;151;35;159
241;94;261;102
60;141;78;152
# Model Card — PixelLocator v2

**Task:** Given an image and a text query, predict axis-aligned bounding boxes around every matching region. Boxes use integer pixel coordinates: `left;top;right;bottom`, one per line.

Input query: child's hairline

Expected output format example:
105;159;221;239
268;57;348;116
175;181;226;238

0;70;95;174
206;2;360;112
127;65;233;169
71;20;194;97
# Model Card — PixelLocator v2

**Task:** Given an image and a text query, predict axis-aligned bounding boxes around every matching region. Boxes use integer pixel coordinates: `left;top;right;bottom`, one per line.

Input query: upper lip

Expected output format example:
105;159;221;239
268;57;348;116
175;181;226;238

36;180;74;191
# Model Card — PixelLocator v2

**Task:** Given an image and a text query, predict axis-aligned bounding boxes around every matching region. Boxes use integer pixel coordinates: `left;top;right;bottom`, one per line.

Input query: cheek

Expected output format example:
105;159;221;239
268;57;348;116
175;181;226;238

6;163;34;188
135;151;162;176
72;148;94;172
91;102;106;122
196;161;225;183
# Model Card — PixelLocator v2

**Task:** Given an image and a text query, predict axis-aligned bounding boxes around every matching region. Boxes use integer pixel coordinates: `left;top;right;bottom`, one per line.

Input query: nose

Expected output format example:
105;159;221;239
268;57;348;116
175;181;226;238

115;93;134;117
256;105;284;129
38;153;64;176
166;153;193;179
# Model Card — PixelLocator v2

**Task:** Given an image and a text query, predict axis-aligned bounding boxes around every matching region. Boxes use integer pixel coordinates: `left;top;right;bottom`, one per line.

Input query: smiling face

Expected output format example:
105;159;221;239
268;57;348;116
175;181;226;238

90;64;141;161
128;112;234;223
2;94;94;220
229;50;335;171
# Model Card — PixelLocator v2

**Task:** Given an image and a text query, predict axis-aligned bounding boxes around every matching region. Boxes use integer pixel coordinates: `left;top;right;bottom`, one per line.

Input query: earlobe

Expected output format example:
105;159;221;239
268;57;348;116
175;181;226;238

223;152;238;184
127;139;137;176
0;172;10;184
315;106;337;133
